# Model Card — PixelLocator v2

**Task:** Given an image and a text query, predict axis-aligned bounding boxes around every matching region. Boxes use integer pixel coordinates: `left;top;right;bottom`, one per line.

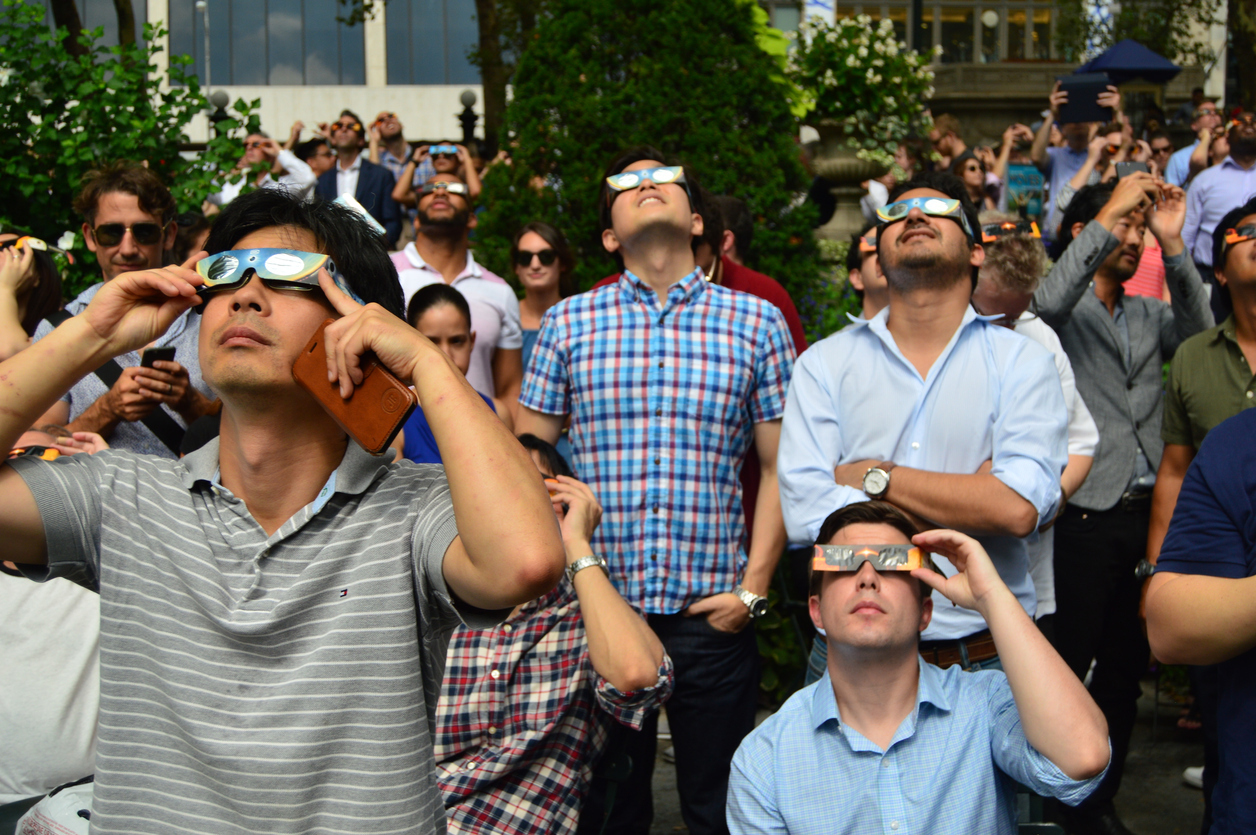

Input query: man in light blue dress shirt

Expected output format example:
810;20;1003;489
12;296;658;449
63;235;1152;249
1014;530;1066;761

780;172;1068;672
727;502;1109;835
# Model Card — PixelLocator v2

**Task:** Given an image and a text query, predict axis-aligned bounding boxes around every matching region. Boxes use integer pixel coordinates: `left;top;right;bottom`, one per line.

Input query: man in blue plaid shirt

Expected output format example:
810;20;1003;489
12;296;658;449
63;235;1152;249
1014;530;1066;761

728;502;1110;834
517;147;796;835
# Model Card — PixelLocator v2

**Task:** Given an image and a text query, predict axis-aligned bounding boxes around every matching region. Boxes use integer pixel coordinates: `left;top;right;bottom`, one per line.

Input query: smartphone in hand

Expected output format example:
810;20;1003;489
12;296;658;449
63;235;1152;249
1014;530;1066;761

291;319;416;455
140;346;177;368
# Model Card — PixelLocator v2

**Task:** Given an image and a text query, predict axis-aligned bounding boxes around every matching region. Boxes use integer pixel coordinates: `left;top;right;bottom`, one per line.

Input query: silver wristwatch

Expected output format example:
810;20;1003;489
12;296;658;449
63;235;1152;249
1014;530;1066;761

862;461;896;499
733;585;770;619
566;554;609;584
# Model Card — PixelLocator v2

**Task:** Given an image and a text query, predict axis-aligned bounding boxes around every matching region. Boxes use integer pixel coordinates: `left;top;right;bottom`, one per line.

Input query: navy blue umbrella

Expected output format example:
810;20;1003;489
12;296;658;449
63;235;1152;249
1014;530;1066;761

1076;39;1182;85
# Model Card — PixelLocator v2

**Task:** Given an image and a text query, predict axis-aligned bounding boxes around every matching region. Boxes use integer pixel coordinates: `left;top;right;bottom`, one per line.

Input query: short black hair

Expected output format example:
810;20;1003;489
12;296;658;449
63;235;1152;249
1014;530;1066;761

294;137;330;163
696;186;724;259
712;194;754;258
598;146;707;271
810;501;922;597
846;220;878;277
407;283;472;330
884;172;981;287
516;433;575;479
1213;196;1256;272
202;189;405;319
1052;181;1116;260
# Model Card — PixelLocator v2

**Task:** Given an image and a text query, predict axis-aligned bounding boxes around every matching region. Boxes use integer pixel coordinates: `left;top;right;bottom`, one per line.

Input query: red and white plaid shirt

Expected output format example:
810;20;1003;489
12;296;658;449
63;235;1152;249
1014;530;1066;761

435;577;674;835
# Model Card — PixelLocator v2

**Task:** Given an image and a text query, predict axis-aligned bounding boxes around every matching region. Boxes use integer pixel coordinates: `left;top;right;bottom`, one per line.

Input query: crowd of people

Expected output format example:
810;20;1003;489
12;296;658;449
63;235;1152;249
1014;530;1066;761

1;80;1255;835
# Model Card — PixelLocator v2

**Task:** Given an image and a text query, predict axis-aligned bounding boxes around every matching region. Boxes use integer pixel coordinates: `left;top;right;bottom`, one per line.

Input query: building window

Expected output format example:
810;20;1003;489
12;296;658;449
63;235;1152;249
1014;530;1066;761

40;0;146;47
386;0;481;85
168;0;366;86
833;2;1053;62
762;0;802;32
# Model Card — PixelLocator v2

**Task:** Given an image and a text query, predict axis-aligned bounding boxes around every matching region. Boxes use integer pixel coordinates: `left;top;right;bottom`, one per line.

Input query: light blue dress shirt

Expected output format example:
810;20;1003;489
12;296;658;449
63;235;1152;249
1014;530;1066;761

727;659;1107;835
1164;141;1199;187
778;306;1067;639
1182;156;1256;266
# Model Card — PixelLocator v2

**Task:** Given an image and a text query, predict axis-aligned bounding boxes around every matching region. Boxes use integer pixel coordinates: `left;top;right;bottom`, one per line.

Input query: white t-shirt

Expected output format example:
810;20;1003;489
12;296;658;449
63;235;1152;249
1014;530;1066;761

0;572;100;803
396;243;523;398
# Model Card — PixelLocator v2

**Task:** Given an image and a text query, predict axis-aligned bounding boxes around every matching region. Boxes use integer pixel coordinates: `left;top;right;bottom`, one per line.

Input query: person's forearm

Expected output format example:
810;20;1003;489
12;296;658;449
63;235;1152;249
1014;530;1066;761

492;348;522;422
1147;572;1256;664
464;160;483;200
515;406;564;445
981;585;1110;779
1068;157;1098;191
1031;120;1052;167
1164;256;1213;339
742;469;786;596
994;142;1013;182
65;396;122;439
885;469;1039;537
1035;222;1119;325
1060;454;1093;502
392;164;418;206
174;388;216;425
417;347;563;600
1146;446;1192;561
0;292;30;361
0;316;113;454
1189;140;1210;177
571;535;666;692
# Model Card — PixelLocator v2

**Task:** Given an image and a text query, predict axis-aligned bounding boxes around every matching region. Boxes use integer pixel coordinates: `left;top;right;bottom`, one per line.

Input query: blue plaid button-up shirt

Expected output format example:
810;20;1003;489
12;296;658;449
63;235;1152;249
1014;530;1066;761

728;658;1108;835
520;268;796;614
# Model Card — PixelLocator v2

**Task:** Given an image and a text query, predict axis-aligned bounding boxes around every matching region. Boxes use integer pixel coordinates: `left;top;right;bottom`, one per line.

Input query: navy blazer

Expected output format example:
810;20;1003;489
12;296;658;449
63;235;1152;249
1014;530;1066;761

316;158;402;247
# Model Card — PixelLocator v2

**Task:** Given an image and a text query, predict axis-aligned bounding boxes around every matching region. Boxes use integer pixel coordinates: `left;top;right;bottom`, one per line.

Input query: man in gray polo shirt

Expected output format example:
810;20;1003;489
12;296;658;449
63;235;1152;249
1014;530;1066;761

0;189;565;834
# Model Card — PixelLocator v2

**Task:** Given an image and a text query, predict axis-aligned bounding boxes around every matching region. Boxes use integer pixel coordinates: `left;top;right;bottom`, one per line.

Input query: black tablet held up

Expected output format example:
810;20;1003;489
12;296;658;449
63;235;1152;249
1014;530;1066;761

1057;72;1114;125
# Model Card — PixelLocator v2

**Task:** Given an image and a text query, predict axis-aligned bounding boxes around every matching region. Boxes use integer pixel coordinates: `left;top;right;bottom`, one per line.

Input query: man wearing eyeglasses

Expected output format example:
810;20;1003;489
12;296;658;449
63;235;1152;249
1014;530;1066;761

395;174;522;418
780;172;1068;682
206;132;316;208
1164;100;1222;187
1183;111;1256;323
27;162;215;459
313;109;402;248
1147;131;1174;177
1036;173;1212;835
517;148;796;835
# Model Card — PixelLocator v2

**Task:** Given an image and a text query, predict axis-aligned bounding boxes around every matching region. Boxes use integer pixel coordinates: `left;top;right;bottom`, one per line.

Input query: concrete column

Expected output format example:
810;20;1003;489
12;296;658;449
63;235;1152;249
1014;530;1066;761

365;6;388;87
148;0;170;91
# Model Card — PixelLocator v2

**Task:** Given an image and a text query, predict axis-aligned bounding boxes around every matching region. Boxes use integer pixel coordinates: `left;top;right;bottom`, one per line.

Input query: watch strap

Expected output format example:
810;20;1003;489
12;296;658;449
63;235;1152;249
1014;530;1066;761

566;554;609;583
733;585;768;617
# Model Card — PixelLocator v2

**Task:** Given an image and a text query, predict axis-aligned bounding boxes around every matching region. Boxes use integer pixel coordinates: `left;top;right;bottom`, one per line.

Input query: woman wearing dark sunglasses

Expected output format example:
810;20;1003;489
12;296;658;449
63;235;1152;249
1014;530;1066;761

511;222;575;371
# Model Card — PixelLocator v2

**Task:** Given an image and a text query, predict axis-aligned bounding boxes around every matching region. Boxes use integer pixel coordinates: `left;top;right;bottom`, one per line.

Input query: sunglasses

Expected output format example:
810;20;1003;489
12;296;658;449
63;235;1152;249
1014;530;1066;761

515;248;557;267
1224;225;1256;255
92;222;167;247
981;220;1041;243
429;144;459;156
419;181;469;196
1151;145;1173;154
334;121;362;132
858;232;877;254
195;249;365;304
373;112;397;125
812;544;939;574
876;196;974;241
246;140;266;150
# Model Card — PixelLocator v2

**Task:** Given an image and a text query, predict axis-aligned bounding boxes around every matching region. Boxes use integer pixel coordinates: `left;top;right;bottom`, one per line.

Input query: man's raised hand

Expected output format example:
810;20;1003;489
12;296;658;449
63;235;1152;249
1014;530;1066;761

79;254;206;360
910;528;1013;614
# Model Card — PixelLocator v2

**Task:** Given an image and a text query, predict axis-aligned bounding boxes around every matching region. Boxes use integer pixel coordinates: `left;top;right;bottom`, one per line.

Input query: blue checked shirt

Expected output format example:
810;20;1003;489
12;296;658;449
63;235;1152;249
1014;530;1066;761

727;659;1108;835
520;269;796;614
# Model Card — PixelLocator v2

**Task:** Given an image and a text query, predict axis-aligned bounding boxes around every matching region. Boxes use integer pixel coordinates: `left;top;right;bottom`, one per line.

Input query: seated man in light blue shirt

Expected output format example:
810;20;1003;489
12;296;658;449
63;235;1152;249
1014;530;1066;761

780;172;1068;676
727;502;1110;835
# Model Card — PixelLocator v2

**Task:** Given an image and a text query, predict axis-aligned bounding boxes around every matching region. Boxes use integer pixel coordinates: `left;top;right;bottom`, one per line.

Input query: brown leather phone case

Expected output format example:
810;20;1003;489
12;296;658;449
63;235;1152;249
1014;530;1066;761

292;319;417;455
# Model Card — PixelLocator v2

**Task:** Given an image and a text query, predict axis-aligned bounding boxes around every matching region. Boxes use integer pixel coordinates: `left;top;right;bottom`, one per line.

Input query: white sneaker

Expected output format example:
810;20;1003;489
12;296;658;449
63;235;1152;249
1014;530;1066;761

1183;766;1204;789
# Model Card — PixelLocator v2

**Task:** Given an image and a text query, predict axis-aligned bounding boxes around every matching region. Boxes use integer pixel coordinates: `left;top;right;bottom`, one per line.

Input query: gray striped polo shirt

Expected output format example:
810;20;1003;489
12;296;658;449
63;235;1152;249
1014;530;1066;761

11;438;499;834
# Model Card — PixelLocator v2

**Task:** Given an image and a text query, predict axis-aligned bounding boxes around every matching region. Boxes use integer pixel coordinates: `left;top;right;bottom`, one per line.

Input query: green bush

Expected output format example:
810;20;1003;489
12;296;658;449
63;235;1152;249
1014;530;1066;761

0;0;259;296
473;0;834;335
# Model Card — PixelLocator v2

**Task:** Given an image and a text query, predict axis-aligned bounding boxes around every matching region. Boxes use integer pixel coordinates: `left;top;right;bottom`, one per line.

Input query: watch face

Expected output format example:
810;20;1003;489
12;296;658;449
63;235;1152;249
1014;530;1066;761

864;469;889;497
751;598;769;618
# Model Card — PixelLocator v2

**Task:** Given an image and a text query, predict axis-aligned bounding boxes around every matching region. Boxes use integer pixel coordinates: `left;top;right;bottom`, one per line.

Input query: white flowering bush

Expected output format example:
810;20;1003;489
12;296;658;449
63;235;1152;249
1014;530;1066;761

788;15;937;167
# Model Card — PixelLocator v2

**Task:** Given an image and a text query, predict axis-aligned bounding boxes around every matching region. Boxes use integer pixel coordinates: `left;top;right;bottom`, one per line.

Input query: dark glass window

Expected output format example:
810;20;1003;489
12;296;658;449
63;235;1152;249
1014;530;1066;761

168;0;365;86
387;0;482;85
41;0;147;46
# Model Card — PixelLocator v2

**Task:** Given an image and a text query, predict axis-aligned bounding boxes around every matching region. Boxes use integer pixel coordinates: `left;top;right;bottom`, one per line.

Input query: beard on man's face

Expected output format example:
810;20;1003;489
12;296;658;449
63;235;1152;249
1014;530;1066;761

881;223;972;293
1230;135;1256;158
418;204;471;230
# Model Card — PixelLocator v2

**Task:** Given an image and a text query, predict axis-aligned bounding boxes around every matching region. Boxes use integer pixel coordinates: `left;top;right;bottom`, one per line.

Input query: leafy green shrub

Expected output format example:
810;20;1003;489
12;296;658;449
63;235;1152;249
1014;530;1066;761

0;0;259;295
473;0;833;335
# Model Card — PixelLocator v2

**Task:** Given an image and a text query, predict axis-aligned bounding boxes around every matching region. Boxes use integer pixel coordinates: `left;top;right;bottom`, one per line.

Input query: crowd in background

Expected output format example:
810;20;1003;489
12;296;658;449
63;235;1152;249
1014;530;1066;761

2;78;1256;835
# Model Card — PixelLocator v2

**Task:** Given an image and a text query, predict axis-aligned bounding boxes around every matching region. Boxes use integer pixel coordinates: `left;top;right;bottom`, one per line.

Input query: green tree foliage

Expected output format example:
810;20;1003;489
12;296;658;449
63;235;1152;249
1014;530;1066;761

1054;0;1224;66
0;0;259;295
474;0;831;338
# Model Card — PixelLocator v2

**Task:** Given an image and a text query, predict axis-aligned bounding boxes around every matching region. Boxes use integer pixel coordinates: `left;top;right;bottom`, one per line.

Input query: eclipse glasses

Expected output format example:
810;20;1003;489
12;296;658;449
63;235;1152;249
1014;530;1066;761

195;249;365;304
812;544;940;574
981;220;1041;243
876;196;975;242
